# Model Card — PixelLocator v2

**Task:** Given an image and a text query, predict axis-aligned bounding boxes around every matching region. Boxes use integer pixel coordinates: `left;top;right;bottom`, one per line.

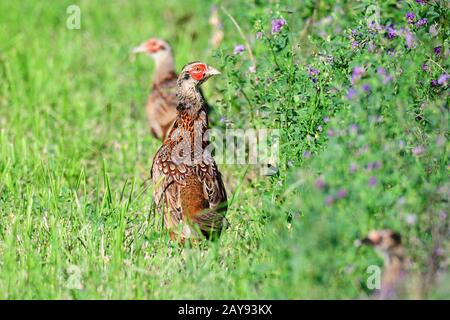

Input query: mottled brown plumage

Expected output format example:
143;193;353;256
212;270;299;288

151;62;227;242
133;38;178;140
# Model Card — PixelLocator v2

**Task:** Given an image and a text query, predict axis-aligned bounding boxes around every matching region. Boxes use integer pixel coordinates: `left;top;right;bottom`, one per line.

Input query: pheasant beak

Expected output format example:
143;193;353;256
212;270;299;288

132;43;148;55
206;66;221;78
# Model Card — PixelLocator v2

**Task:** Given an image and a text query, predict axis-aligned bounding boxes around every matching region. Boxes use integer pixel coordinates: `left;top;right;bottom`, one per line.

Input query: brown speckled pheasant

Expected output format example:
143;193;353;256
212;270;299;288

132;38;178;140
151;62;227;242
362;229;408;299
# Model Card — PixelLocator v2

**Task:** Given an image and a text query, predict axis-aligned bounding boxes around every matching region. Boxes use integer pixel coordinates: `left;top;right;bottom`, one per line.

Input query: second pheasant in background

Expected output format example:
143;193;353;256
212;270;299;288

132;38;178;140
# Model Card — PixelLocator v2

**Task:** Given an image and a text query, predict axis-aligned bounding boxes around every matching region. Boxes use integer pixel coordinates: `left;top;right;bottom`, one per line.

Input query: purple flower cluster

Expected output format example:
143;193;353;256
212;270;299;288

386;25;397;39
434;46;442;56
405;12;416;24
401;28;416;49
438;73;449;86
308;67;320;83
368;176;378;187
347;88;357;100
315;176;326;190
271;18;286;34
233;44;245;55
349;163;358;173
416;18;427;28
351;66;365;84
430;73;449;88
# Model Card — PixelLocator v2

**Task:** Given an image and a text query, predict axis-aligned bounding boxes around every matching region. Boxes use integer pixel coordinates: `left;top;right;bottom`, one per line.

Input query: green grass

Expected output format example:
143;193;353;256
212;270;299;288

0;0;448;299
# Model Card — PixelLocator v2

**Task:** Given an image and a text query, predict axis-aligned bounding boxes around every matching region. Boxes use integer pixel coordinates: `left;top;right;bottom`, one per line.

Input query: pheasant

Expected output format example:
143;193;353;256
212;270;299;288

362;229;409;299
132;38;178;140
151;62;227;242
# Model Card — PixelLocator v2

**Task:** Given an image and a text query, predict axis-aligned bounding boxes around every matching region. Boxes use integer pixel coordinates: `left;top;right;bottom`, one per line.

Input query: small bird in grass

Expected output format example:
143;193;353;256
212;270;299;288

132;38;178;140
362;229;409;299
151;62;227;243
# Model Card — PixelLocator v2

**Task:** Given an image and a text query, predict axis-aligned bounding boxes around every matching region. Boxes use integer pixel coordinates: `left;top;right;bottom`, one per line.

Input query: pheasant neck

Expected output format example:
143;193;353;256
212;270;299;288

176;85;206;115
153;54;176;85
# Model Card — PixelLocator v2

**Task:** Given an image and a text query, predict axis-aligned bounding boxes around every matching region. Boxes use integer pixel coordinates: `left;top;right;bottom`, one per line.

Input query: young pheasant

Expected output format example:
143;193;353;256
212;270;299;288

151;62;227;242
132;38;178;140
362;229;409;299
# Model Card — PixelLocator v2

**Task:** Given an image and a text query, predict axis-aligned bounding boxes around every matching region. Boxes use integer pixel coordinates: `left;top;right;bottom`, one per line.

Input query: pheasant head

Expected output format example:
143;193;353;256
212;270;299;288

132;38;173;67
362;229;405;266
176;62;220;112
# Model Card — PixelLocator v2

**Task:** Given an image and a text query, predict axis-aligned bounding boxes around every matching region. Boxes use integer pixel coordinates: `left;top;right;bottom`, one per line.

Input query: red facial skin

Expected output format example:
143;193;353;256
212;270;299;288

146;39;162;53
188;63;207;81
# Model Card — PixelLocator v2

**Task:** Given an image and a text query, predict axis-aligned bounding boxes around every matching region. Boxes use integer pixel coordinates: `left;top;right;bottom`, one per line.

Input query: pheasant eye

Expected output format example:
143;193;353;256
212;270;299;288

189;64;206;81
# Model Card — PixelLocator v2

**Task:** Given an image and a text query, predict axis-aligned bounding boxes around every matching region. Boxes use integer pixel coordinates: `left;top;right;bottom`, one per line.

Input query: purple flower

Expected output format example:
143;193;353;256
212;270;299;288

412;145;425;155
351;66;365;84
421;64;428;71
439;211;448;222
336;189;348;199
367;42;376;53
377;67;386;76
415;0;426;4
220;116;226;123
430;79;439;87
368;176;377;187
271;18;286;34
323;117;330;123
405;12;415;24
347;88;357;100
386;25;397;39
434;46;442;57
308;67;320;83
315;176;326;190
349;124;358;135
437;73;449;86
325;195;334;206
327;128;335;137
349;163;358;173
401;28;416;49
351;41;359;50
416;18;427;28
362;84;371;92
233;44;245;55
303;150;311;159
256;31;263;40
